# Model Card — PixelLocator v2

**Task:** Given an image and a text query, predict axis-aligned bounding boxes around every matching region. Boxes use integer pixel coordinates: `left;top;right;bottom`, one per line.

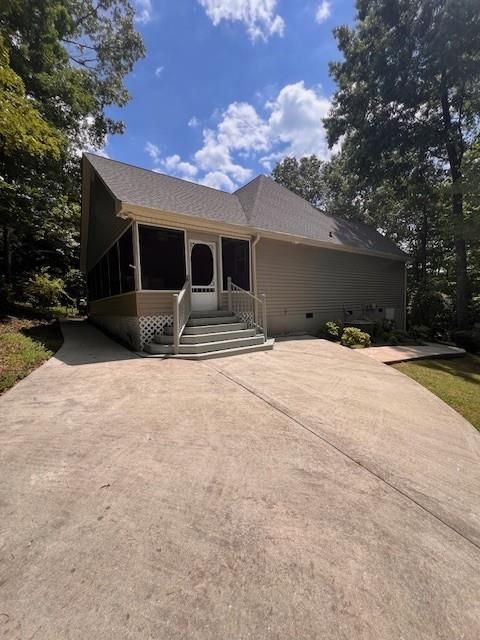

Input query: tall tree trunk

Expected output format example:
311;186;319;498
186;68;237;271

2;225;12;284
420;206;428;287
452;186;468;328
440;76;469;328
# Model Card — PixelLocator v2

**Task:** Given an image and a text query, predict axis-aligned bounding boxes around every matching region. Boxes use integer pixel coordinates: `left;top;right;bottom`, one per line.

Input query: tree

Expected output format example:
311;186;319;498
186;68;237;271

272;155;327;209
325;0;480;328
0;36;63;284
1;0;145;147
0;39;62;158
0;0;145;299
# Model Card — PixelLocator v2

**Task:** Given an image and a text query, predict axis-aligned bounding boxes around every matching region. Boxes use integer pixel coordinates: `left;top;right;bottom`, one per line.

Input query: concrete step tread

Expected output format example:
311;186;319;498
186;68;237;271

187;316;240;327
144;335;266;355
139;339;275;360
190;309;234;318
155;328;256;345
165;322;247;335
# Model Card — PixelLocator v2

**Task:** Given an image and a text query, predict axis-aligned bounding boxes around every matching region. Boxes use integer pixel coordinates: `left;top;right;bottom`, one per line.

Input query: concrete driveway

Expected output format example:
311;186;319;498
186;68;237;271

1;321;479;640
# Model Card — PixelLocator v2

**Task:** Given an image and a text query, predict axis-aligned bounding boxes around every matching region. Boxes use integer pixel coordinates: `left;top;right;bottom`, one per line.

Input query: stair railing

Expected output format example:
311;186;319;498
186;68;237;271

173;277;191;354
227;277;267;339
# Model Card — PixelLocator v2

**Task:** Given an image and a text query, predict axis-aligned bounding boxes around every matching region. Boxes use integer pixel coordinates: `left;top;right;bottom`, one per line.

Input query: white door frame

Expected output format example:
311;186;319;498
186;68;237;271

189;240;218;311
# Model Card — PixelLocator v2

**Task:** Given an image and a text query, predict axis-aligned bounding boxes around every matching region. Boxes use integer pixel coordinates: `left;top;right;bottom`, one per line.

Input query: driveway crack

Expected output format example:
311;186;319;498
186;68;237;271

207;363;480;553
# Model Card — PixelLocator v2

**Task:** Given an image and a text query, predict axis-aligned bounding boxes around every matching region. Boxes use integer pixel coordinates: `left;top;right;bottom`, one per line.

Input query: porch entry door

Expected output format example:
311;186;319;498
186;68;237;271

189;241;218;311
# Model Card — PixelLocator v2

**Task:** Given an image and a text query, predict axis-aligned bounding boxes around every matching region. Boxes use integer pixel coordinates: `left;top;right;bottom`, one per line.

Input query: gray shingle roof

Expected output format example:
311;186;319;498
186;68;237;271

85;153;247;226
85;153;406;260
236;175;406;258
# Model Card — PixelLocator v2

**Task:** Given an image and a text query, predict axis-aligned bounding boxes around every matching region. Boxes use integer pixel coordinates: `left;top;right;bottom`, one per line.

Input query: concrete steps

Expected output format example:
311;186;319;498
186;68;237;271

190;309;234;319
175;322;247;335
144;334;266;355
187;315;239;327
143;308;274;359
156;328;257;345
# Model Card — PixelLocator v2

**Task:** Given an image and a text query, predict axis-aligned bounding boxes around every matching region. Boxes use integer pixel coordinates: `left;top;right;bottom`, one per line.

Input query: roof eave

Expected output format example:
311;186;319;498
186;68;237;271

119;201;407;262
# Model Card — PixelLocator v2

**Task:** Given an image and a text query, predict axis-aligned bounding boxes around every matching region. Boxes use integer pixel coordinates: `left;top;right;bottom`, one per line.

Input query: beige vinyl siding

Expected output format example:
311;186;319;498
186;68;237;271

89;292;137;316
86;175;129;271
136;292;174;316
256;238;405;335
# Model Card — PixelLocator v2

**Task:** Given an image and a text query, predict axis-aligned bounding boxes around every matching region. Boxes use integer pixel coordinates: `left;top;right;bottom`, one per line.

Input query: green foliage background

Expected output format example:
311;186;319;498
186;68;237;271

0;0;145;305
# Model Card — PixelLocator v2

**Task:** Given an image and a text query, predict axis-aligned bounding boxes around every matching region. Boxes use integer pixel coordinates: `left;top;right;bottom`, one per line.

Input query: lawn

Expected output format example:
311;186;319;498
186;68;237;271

0;315;64;394
393;354;480;431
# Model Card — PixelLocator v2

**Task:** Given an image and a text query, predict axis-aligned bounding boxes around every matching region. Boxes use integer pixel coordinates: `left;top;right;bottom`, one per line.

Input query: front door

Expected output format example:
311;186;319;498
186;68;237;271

190;241;218;311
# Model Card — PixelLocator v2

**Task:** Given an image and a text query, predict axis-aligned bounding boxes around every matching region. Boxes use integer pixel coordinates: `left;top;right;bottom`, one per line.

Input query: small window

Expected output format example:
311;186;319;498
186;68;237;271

119;226;135;293
221;237;250;290
138;225;186;290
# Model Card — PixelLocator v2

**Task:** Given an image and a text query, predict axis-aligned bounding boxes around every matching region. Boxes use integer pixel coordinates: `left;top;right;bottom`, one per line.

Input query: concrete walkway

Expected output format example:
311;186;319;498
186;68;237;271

0;322;479;640
363;341;466;364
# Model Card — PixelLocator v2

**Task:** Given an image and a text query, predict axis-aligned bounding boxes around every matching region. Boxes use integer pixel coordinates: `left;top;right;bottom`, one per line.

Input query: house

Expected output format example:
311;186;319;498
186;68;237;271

80;153;407;357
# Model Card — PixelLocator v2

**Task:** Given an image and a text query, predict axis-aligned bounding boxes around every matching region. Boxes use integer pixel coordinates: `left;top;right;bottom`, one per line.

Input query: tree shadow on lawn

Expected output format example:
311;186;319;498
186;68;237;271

408;355;480;385
21;321;64;355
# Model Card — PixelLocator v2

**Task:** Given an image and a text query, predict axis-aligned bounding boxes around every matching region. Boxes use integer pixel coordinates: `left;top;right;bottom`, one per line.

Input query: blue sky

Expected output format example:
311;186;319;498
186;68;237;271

97;0;356;191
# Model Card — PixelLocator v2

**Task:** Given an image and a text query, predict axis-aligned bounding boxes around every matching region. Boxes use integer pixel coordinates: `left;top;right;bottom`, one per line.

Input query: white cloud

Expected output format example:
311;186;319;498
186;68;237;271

161;154;198;180
200;171;236;191
188;116;200;128
315;0;331;24
197;0;284;41
262;81;331;167
135;0;153;24
154;66;164;77
150;82;332;192
145;141;160;162
194;128;253;183
217;102;269;152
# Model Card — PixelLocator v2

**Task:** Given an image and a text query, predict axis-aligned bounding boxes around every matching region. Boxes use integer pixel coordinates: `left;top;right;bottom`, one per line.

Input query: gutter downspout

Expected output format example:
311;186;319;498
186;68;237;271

252;234;261;297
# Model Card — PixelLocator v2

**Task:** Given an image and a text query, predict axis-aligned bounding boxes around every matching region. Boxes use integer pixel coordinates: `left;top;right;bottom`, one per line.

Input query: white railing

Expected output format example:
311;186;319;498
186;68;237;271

227;277;267;339
173;277;192;354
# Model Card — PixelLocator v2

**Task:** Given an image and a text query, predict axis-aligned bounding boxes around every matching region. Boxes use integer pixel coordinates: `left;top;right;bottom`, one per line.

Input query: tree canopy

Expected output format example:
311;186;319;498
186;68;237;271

0;0;145;301
324;0;480;328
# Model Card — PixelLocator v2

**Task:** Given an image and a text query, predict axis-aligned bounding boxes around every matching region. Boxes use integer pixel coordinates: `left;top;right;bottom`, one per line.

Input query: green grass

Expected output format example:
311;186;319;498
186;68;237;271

393;354;480;431
0;317;63;394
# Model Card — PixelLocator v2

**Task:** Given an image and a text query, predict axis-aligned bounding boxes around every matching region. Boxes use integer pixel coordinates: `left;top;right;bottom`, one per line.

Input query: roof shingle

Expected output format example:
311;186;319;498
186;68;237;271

84;153;406;260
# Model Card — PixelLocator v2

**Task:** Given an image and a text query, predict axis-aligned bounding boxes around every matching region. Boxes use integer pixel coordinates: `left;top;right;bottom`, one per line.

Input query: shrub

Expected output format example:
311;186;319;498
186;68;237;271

452;329;480;354
25;272;64;309
341;326;371;348
409;287;454;334
371;321;384;340
64;269;86;302
319;321;341;341
410;324;432;341
392;329;411;344
388;334;400;346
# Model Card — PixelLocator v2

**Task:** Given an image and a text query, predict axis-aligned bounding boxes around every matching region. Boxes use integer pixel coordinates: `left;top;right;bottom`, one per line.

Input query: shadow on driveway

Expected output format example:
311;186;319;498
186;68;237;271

55;319;139;366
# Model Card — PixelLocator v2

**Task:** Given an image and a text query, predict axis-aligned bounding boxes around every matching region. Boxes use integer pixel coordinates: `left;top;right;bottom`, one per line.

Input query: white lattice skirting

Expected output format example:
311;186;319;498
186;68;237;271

138;315;173;348
238;311;254;327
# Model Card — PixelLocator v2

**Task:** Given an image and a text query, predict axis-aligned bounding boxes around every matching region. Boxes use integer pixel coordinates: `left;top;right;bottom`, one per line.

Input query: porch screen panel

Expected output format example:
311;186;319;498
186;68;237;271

99;254;110;299
118;226;135;293
87;270;96;301
108;243;121;296
138;225;186;290
221;238;250;290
